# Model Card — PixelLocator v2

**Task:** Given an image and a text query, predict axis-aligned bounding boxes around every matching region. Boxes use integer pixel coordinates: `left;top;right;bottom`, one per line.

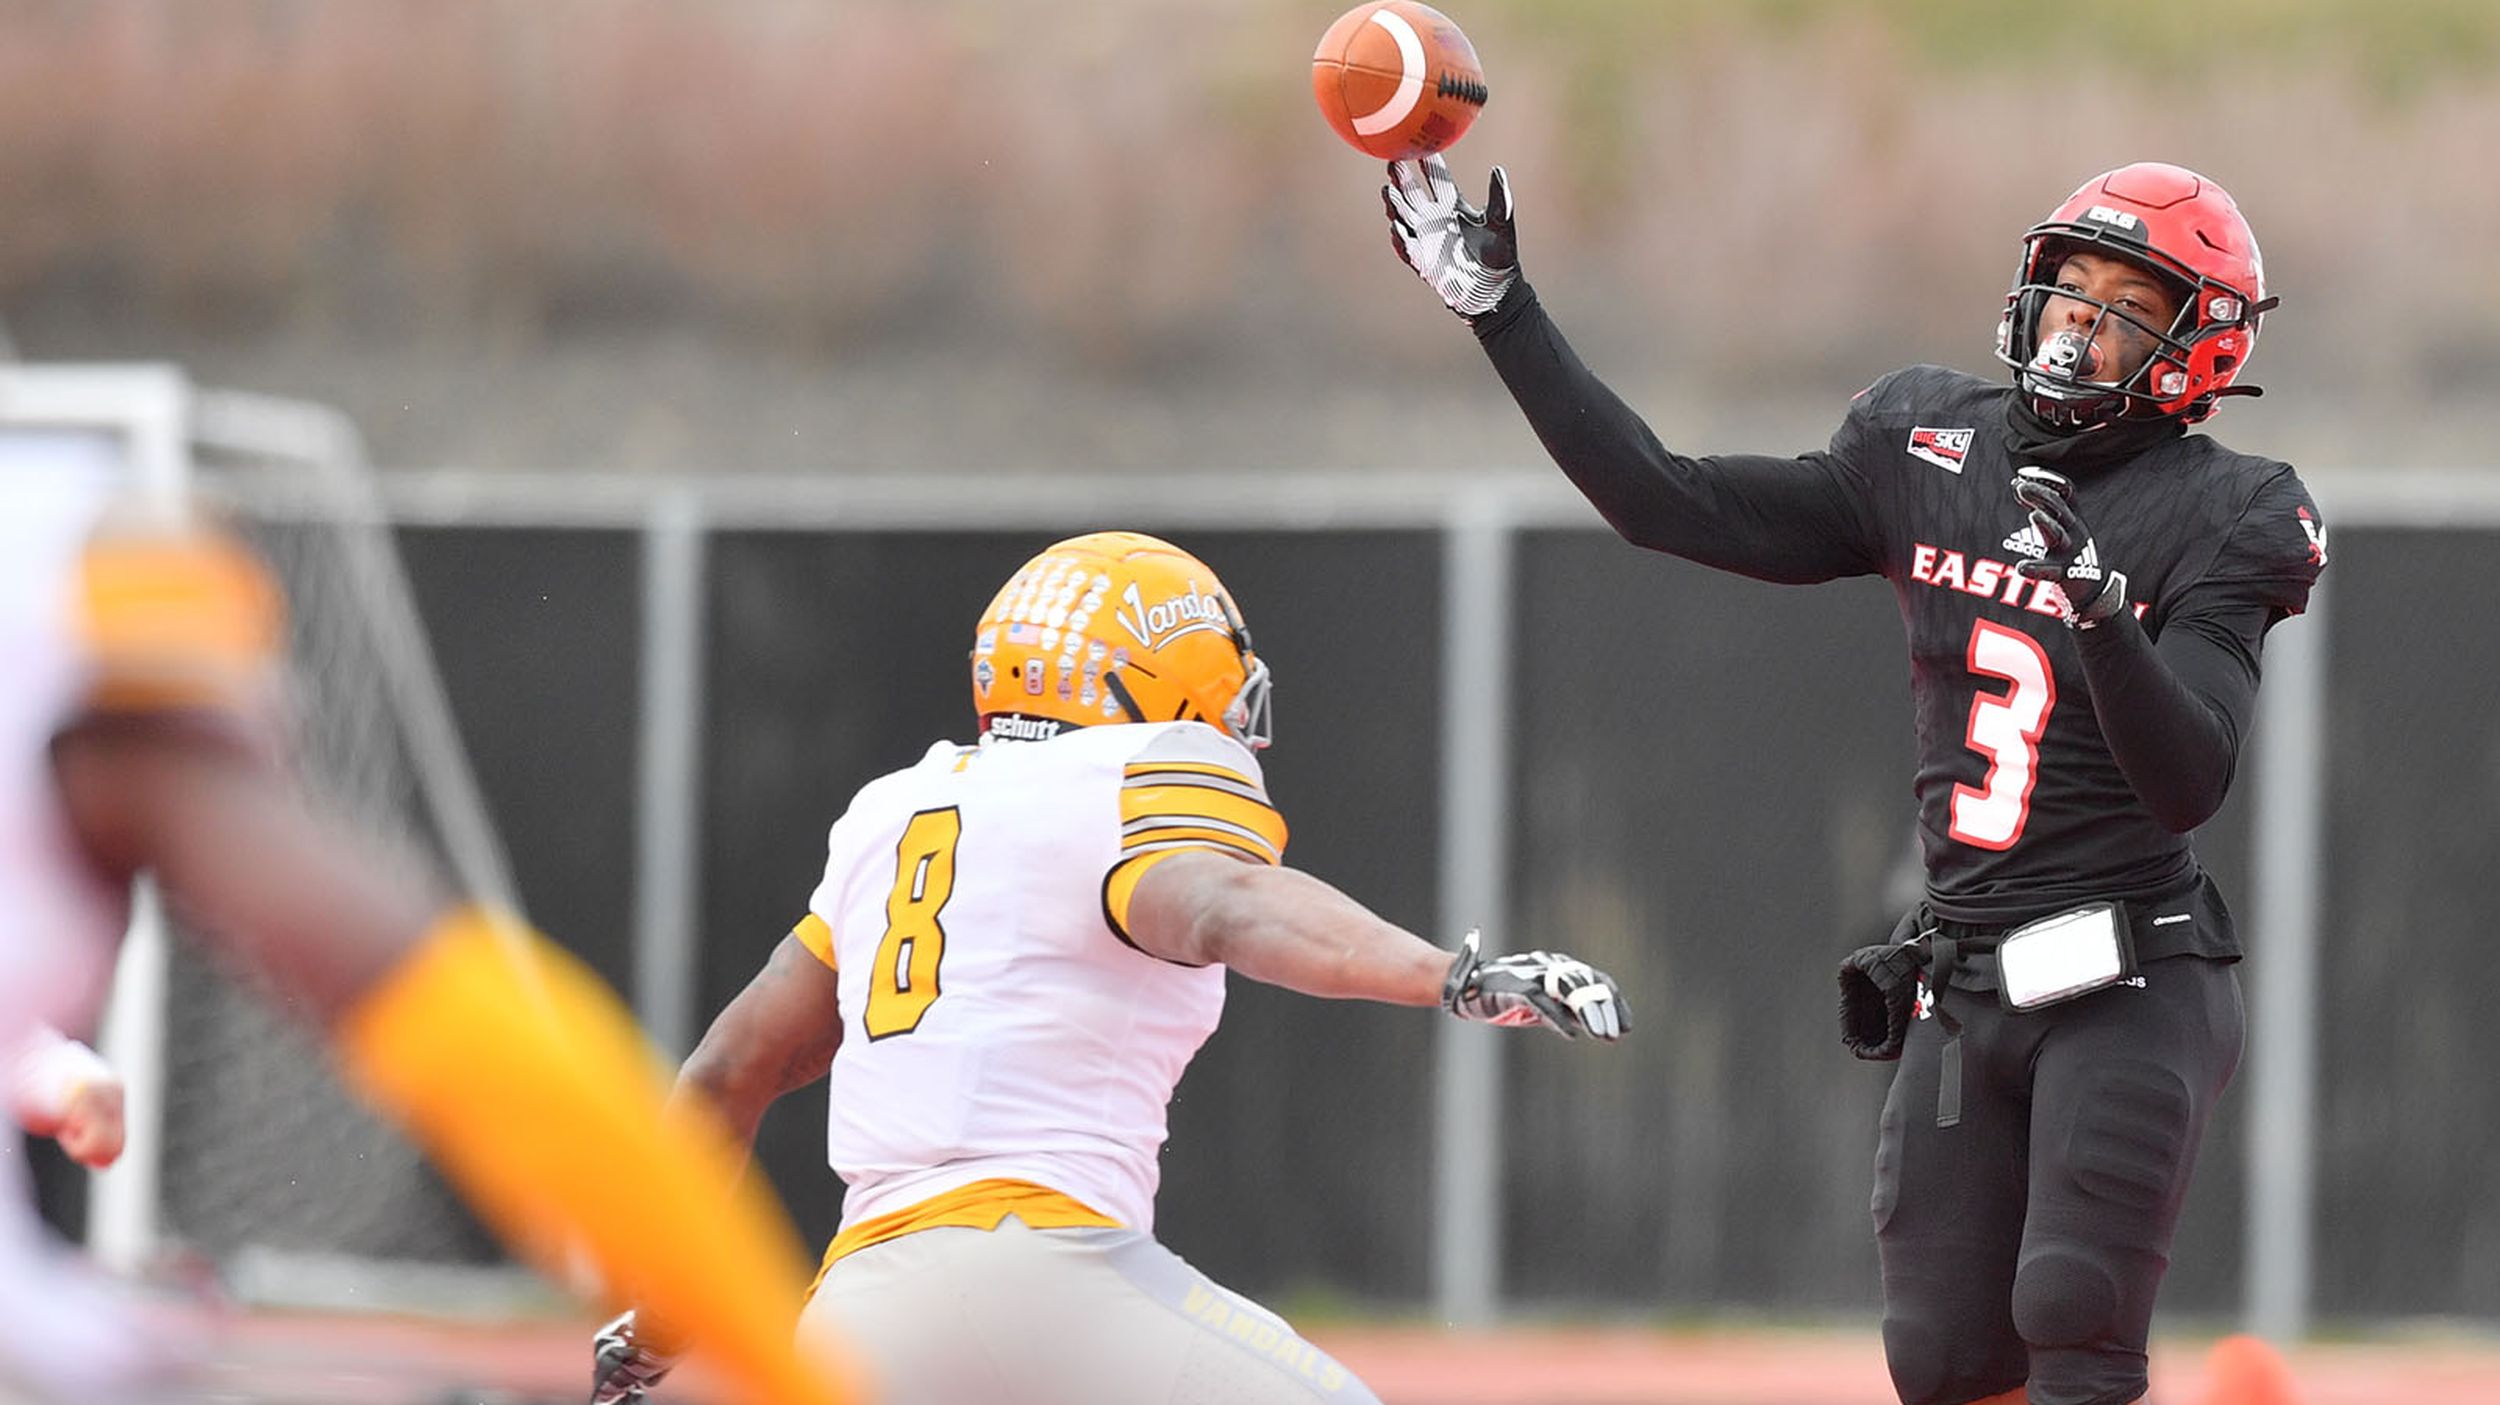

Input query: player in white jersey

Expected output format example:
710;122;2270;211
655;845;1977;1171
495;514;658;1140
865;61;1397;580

0;440;854;1405
590;531;1627;1405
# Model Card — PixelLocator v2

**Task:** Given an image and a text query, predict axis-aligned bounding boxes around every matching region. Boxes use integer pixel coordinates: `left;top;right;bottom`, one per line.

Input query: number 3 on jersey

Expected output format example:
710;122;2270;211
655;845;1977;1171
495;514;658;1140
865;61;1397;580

1949;620;2056;851
866;807;962;1039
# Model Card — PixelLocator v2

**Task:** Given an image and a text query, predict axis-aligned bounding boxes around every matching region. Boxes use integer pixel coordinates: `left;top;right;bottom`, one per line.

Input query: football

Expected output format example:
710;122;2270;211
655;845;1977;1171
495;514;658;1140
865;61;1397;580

1311;2;1487;161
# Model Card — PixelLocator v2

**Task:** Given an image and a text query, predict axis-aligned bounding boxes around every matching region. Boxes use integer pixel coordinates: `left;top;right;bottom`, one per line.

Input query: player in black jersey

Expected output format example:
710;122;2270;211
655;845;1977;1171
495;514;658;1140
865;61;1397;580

1381;158;2324;1405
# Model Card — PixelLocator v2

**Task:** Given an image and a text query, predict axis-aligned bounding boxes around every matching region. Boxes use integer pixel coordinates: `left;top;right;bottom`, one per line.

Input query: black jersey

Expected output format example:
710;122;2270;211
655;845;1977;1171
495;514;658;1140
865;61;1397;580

1475;289;2326;944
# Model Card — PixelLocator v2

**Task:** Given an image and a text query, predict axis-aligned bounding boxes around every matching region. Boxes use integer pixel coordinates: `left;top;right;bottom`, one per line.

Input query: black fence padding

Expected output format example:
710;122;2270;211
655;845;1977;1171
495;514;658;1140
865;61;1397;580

2160;772;2252;1316
1502;535;1912;1308
2311;527;2500;1320
397;527;645;1000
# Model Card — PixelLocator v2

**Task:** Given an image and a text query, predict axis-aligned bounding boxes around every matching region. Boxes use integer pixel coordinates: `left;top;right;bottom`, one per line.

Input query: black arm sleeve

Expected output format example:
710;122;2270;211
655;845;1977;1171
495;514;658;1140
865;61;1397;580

2071;597;2270;833
1473;283;1881;584
2072;468;2326;832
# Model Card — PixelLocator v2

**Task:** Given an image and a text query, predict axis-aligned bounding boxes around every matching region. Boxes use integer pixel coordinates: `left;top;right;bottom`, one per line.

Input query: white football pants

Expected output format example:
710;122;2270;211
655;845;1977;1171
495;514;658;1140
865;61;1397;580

799;1216;1380;1405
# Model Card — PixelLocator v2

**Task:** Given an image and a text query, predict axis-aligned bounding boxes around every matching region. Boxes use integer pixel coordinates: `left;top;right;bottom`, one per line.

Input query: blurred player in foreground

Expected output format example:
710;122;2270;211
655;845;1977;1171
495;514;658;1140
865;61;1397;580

590;531;1627;1405
1382;156;2318;1405
0;446;851;1404
12;1024;124;1171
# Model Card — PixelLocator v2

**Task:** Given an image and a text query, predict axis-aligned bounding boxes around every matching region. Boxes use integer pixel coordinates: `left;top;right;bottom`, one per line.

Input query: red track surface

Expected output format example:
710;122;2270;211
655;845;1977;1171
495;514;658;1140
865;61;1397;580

1324;1325;2500;1404
196;1311;2500;1404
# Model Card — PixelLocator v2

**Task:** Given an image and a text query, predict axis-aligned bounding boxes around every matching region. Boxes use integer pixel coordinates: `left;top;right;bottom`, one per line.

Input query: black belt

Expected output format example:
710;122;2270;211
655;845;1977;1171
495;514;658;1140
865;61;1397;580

1924;934;1999;994
1928;911;2010;942
1917;933;1998;1129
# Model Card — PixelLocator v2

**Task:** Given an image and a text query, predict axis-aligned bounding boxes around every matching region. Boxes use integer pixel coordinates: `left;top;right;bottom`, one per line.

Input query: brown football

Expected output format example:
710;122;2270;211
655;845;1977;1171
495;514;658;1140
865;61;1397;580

1312;2;1488;161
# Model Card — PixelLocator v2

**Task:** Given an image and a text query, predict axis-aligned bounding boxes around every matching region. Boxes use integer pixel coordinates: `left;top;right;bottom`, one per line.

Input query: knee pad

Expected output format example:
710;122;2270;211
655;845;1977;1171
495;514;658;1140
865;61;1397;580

1882;1313;2025;1405
1880;1313;1948;1405
2013;1250;2151;1405
2010;1248;2120;1349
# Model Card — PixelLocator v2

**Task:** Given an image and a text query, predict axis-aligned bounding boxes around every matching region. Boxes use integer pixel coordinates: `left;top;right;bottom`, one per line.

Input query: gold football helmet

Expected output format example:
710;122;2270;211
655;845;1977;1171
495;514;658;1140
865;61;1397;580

971;532;1272;749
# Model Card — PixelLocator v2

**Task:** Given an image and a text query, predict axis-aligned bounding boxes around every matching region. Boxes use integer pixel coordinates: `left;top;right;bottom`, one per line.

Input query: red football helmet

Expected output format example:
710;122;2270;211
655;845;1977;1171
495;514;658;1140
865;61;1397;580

1995;162;2274;427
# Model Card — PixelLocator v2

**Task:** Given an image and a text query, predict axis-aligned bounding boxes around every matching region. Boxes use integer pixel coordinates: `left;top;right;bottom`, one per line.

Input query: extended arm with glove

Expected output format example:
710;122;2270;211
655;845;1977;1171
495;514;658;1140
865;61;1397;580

1383;154;1519;321
1441;928;1626;1041
1122;853;1626;1039
1376;154;1884;585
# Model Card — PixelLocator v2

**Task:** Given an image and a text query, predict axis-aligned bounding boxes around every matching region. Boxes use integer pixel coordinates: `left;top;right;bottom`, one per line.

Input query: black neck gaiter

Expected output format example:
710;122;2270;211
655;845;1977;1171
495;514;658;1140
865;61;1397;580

2002;396;2185;473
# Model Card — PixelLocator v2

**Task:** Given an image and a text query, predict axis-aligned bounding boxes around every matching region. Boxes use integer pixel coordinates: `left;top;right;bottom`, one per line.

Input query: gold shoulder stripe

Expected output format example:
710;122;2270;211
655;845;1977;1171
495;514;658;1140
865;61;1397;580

1121;818;1280;864
1123;766;1268;803
1120;831;1276;866
791;913;837;970
1123;759;1258;789
1118;783;1287;859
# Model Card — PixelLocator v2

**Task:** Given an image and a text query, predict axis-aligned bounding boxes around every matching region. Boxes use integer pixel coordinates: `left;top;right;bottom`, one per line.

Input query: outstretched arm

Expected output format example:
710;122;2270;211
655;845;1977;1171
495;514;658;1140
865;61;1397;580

1124;851;1447;1003
1124;852;1625;1040
1384;155;1881;584
56;714;441;1020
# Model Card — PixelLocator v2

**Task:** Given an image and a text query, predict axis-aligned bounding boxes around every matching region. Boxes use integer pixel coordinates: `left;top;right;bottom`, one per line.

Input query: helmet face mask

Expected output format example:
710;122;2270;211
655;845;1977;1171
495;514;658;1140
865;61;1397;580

2001;242;2193;430
1225;649;1273;750
1995;163;2275;430
972;531;1273;751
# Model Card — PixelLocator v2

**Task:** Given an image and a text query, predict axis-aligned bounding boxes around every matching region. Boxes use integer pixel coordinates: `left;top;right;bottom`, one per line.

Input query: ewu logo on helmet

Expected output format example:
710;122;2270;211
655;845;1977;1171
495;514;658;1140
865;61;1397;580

2081;204;2144;235
1116;581;1231;652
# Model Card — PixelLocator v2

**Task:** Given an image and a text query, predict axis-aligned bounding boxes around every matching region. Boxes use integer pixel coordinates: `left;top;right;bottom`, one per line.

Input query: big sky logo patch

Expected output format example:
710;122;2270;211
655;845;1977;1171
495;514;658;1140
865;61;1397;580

1907;427;1975;474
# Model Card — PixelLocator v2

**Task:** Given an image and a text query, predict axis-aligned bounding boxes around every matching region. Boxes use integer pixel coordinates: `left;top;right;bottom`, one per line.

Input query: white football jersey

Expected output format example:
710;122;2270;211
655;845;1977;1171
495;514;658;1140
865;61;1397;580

0;438;128;1040
802;721;1288;1237
0;442;173;1400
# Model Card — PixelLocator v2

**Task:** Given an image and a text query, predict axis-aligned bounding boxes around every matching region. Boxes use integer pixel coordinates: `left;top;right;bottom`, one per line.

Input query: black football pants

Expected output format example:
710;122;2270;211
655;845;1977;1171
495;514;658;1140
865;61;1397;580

1871;954;2244;1405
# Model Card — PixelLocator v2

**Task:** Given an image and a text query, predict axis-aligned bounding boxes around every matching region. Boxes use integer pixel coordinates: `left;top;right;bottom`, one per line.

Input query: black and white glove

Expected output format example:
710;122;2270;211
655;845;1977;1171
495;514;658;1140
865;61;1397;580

2012;467;2128;627
589;1310;680;1405
1441;929;1626;1040
1382;155;1519;321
